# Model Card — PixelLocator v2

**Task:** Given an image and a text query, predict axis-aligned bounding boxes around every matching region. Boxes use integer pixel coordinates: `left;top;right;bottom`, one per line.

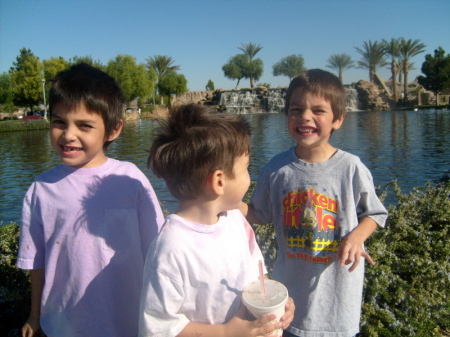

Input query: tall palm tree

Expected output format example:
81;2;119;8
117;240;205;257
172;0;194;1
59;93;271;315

146;55;180;80
145;55;180;104
355;40;388;83
326;53;355;83
398;38;426;103
238;42;263;88
382;38;402;103
397;61;417;100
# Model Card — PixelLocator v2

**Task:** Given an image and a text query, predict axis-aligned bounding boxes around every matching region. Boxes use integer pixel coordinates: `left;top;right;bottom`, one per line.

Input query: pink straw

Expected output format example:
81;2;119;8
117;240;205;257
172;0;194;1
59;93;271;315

259;260;266;295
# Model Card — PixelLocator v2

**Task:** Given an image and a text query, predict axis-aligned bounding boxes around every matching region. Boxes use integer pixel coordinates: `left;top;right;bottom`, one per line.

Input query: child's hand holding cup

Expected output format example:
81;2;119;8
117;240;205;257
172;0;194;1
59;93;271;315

242;278;289;337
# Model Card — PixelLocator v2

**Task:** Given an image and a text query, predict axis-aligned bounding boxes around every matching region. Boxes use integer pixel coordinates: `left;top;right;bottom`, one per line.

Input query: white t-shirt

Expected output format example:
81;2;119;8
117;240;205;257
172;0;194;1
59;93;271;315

17;158;165;337
139;210;266;337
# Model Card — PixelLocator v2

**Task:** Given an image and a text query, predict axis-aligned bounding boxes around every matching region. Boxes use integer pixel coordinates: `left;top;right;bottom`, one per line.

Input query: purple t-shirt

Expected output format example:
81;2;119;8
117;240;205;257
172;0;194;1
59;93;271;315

17;158;164;337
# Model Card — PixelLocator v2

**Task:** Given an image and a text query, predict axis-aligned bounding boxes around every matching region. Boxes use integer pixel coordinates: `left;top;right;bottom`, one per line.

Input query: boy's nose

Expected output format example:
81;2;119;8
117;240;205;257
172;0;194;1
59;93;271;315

62;127;76;141
299;109;313;121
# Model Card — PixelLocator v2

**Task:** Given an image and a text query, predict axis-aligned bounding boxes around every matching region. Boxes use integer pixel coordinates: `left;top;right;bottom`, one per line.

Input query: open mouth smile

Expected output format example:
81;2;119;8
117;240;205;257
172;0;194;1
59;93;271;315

61;145;82;153
296;127;317;135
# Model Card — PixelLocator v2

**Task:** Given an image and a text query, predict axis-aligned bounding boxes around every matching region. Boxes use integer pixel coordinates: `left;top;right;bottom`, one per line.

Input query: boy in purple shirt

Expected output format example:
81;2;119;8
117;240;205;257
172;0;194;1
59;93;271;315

17;63;164;337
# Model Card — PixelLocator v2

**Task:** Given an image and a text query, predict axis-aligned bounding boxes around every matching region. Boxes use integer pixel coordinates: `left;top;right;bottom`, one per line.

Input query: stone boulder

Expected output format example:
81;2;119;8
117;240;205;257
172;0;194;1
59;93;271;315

354;80;392;111
171;91;214;107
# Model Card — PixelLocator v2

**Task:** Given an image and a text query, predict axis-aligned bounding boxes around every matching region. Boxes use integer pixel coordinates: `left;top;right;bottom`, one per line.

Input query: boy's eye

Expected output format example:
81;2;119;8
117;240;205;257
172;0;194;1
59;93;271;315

79;124;93;129
51;119;64;126
288;108;302;115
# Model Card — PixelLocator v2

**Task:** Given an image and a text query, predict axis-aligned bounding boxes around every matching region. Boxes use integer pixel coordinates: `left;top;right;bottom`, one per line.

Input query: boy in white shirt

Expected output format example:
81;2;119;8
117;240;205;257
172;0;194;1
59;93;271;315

139;104;294;337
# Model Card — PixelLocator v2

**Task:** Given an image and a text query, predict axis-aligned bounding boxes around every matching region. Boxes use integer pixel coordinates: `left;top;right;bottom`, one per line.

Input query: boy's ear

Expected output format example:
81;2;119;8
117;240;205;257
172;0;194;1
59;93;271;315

332;116;344;131
208;170;225;196
106;120;124;142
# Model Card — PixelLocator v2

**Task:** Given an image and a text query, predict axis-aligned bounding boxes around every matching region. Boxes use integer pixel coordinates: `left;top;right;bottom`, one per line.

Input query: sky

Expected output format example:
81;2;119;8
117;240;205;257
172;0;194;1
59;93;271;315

1;0;449;92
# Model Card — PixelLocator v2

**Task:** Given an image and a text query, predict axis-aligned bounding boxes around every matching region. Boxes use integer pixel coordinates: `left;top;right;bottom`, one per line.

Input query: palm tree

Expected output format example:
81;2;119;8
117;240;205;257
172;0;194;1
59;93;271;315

382;38;402;103
238;42;263;88
326;53;355;83
397;61;417;100
146;55;180;104
398;38;426;103
355;40;388;83
146;55;180;78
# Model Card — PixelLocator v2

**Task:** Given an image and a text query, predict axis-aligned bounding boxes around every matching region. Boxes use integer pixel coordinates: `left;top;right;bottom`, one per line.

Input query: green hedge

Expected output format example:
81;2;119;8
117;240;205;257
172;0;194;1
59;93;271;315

1;180;449;336
0;222;31;336
0;120;50;132
360;181;450;336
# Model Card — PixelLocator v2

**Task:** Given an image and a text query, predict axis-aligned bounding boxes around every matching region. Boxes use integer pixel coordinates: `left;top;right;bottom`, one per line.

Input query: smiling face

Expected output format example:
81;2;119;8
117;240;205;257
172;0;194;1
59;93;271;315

50;103;122;168
287;89;344;161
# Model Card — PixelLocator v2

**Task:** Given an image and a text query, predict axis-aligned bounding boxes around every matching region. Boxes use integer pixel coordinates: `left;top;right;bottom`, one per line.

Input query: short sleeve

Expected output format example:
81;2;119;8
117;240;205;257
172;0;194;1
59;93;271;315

134;168;165;258
16;183;45;270
139;269;190;337
353;162;388;227
250;167;273;225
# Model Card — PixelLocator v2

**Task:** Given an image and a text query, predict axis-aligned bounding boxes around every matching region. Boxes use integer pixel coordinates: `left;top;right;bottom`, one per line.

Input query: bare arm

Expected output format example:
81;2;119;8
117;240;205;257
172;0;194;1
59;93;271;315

239;202;264;225
337;217;378;272
22;268;45;337
177;304;280;337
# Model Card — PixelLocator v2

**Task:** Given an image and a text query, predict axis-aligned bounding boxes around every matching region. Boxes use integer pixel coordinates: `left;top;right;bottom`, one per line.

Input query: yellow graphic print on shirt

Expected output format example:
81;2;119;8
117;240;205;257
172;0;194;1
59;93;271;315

282;187;340;265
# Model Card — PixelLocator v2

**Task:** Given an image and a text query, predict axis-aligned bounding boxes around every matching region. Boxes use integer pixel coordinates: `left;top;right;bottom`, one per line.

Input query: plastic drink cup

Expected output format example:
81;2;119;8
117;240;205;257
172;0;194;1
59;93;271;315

242;279;288;337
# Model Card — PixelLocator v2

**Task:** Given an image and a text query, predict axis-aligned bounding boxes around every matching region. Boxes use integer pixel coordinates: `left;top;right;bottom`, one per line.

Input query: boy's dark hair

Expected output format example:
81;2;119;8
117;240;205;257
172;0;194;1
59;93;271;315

49;63;125;149
148;104;251;201
285;69;347;121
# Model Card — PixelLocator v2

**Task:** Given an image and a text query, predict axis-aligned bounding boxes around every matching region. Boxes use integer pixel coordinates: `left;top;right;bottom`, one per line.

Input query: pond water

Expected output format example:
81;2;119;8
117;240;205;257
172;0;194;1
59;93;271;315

1;109;449;225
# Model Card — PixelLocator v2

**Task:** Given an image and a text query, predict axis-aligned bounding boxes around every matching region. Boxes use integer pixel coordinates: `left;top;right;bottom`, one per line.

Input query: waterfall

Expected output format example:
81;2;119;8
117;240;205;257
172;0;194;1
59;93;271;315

216;86;359;113
217;88;286;114
345;86;360;111
266;90;286;113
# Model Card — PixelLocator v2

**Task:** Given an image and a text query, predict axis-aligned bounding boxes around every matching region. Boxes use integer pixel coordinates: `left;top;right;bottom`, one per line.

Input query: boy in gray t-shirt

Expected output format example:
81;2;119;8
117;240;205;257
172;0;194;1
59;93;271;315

240;69;388;337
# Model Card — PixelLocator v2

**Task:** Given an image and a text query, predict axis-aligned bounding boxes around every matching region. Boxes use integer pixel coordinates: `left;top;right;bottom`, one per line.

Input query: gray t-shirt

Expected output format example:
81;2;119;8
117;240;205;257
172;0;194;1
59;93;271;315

251;148;387;337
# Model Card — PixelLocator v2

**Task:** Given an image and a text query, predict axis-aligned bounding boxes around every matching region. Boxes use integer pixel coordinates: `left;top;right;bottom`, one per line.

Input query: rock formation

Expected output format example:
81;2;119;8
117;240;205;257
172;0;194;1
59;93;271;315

171;91;214;107
169;81;397;113
354;80;393;111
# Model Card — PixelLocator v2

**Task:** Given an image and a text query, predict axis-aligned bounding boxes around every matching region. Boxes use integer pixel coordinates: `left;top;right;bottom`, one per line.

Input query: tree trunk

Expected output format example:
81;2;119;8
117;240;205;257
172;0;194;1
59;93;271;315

403;70;409;105
235;79;241;90
250;77;255;88
391;61;398;103
370;68;375;84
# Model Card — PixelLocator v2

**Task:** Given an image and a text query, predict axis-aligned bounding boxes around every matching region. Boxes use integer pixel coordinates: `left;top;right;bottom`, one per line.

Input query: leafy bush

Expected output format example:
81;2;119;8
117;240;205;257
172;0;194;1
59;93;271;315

0;222;31;336
0;119;49;132
360;181;450;336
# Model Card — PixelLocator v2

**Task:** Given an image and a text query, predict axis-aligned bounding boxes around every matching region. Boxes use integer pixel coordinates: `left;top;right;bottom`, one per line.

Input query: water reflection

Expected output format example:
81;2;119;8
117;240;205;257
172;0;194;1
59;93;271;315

1;110;449;224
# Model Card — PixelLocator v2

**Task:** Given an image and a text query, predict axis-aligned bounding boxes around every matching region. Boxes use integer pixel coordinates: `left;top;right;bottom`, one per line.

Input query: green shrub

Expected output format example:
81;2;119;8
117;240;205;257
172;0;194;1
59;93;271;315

0;222;31;336
360;180;450;336
0;119;49;132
